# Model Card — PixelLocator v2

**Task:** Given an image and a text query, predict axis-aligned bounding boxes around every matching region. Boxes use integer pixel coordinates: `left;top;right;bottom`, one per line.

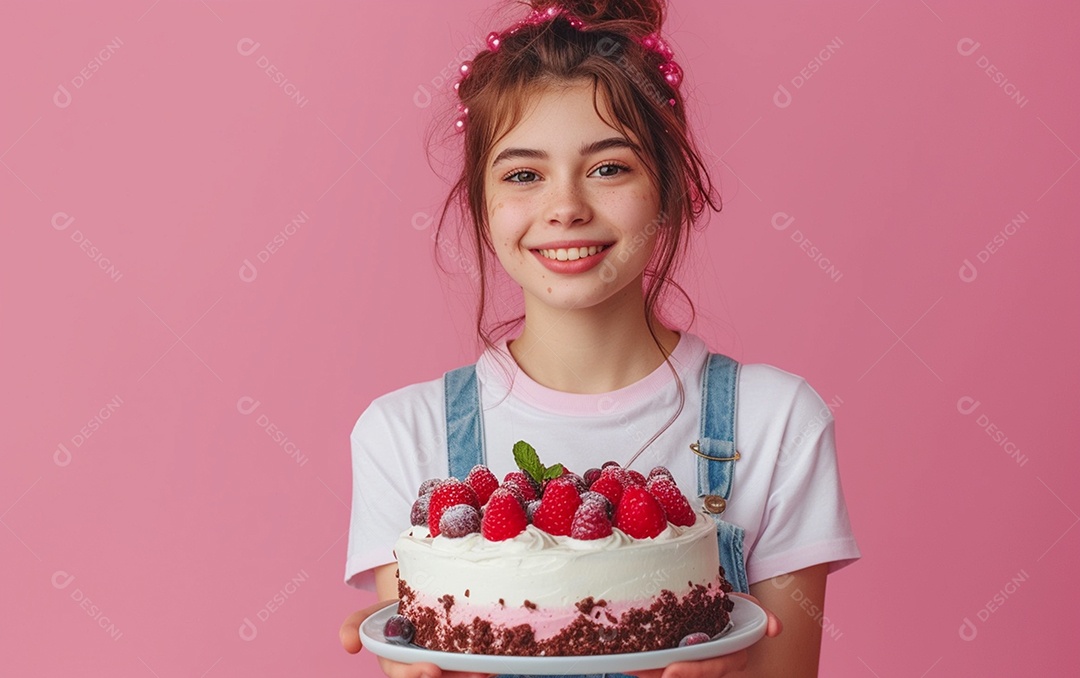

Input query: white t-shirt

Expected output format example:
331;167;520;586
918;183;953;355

345;332;860;591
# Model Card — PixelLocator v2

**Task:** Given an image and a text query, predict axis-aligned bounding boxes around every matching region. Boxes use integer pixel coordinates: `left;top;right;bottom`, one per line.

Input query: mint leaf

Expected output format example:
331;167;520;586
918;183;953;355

543;464;565;480
513;440;544;485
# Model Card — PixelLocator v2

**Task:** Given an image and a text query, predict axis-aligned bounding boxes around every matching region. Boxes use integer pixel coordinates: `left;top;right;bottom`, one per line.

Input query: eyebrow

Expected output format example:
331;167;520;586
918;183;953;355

490;136;639;168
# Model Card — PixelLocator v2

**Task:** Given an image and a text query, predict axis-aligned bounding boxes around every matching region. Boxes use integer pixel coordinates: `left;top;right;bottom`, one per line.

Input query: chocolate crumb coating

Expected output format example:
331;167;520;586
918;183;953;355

398;580;731;656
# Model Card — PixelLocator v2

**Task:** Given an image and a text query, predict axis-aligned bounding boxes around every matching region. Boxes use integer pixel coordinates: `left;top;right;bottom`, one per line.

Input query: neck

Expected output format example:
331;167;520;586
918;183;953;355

508;278;681;394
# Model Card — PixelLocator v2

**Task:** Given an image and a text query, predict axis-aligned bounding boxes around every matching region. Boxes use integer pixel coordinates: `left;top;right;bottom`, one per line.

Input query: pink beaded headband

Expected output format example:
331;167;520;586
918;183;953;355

452;4;684;131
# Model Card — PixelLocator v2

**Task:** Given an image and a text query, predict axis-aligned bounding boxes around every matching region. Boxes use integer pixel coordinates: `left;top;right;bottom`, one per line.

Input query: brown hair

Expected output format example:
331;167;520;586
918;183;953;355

430;0;721;416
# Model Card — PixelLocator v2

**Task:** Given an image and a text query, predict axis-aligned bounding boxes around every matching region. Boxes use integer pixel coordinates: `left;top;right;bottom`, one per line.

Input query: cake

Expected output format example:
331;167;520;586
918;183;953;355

388;442;736;656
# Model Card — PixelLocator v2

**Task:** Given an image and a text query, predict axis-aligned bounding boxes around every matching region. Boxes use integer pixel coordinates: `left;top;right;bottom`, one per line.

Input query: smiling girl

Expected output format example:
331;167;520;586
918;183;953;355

340;2;859;677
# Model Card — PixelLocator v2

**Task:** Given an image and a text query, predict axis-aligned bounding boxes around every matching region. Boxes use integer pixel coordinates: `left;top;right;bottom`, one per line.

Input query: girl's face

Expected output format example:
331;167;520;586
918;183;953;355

484;80;663;312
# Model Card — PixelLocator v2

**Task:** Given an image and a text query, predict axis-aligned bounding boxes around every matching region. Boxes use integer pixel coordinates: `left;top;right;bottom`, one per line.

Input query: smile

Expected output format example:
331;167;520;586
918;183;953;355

536;245;609;261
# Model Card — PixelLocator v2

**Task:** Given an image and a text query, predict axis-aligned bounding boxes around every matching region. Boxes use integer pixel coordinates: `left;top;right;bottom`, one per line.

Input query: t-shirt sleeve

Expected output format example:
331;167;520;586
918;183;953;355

744;378;861;586
344;393;444;591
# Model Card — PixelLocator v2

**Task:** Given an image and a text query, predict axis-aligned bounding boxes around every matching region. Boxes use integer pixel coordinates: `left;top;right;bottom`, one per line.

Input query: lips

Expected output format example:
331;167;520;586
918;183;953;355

530;243;613;274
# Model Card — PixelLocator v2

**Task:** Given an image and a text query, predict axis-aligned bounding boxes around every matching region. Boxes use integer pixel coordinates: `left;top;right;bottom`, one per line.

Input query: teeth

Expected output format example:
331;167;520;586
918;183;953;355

538;245;607;261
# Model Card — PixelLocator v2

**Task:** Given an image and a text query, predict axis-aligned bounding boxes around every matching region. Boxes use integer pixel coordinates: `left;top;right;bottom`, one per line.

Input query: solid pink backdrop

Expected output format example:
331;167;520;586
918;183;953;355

3;0;1078;675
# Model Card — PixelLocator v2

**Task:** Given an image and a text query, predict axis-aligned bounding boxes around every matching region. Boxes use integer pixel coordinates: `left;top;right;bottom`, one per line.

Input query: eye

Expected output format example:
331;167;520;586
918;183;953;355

591;162;631;178
502;169;539;183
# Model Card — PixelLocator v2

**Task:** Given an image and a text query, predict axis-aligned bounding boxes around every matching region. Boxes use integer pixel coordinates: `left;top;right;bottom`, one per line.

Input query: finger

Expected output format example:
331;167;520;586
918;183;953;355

379;658;444;678
339;600;398;653
661;650;749;678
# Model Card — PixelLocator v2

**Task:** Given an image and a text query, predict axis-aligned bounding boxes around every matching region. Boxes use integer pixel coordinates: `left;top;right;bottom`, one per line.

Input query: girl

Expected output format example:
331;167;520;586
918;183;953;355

340;1;860;676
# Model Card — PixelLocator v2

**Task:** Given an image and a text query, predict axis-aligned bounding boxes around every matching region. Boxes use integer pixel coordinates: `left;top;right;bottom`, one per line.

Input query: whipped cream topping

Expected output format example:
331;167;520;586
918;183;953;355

396;512;722;609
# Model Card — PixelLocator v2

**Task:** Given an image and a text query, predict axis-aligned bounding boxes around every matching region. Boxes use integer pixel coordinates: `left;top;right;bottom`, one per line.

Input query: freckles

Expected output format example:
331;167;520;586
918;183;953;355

547;287;552;294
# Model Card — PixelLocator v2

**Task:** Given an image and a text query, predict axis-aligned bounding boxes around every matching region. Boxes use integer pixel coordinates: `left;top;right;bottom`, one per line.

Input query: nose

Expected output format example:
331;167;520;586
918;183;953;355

544;177;592;227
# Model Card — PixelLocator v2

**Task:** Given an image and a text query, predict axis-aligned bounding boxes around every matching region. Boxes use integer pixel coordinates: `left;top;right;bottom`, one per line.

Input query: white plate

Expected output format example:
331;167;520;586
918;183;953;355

359;597;768;675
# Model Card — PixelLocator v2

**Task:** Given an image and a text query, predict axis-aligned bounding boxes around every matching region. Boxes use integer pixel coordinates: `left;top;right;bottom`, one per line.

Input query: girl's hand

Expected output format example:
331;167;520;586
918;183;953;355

338;603;495;678
626;592;782;678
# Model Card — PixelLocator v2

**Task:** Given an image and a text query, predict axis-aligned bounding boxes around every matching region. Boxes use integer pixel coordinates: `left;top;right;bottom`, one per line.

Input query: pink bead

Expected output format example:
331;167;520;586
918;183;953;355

487;31;501;51
459;61;471;75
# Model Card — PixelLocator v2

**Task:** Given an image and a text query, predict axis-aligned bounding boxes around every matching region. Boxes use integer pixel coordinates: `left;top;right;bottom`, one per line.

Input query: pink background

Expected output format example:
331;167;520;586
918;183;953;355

3;0;1078;675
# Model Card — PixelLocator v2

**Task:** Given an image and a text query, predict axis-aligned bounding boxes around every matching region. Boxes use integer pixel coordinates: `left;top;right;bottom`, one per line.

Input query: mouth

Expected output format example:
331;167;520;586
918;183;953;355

533;244;610;262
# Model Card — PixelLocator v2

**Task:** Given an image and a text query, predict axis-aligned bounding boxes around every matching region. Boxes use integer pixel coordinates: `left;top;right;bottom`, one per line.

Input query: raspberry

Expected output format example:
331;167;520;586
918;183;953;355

647;466;674;483
601;460;620;468
428;479;480;537
525;499;541;523
466;465;499;505
600;465;632;488
646;477;696;527
410;494;430;526
626;469;647;486
570;500;613;540
613;485;668;539
583;468;602;487
590;474;624;508
559;472;588;494
417;478;441;497
580;491;613;518
532;479;582;536
383;614;416;644
502;471;539;502
439;504;481;538
679;632;711;647
482;488;528;541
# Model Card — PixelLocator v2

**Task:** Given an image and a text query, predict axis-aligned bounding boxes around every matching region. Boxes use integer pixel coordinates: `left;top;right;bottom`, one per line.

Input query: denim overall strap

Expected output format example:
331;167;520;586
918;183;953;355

697;353;751;594
444;364;486;479
442;365;622;678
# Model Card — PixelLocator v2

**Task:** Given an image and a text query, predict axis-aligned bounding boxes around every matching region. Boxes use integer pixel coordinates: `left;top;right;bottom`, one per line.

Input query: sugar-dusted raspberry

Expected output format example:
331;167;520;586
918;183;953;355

647;466;674;483
590;474;625;508
625;469;647;486
570;500;613;540
613;485;668;539
384;614;416;644
580;490;613;518
439;504;481;538
502;471;539;502
428;479;480;537
560;472;588;494
646;476;696;527
417;478;441;497
532;479;582;536
482;488;529;541
410;493;430;526
600;465;632;488
525;499;541;523
466;465;499;505
679;632;711;647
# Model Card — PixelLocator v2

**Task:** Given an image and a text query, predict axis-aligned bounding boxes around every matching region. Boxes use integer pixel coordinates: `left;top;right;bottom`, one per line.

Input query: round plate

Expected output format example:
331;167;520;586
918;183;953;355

359;597;768;675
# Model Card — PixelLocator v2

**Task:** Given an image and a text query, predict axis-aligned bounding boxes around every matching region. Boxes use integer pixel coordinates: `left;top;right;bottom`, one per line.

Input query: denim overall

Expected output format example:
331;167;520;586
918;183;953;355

443;353;750;678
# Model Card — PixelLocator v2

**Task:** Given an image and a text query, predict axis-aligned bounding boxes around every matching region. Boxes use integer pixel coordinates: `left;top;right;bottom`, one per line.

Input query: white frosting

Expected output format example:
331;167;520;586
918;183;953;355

395;512;721;608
